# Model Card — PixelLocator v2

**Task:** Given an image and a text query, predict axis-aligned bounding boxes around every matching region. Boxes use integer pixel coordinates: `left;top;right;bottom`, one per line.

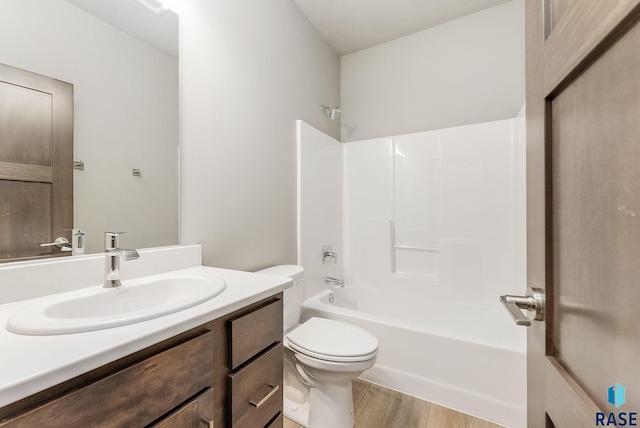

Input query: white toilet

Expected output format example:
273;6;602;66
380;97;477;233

256;265;378;428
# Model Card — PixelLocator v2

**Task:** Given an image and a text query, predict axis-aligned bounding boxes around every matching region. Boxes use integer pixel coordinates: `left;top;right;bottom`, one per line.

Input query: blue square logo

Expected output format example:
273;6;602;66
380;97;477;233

608;383;626;408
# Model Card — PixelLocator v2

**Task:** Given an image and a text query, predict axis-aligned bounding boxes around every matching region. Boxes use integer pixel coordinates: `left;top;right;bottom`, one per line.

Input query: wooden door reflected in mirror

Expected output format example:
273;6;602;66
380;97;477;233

0;64;73;262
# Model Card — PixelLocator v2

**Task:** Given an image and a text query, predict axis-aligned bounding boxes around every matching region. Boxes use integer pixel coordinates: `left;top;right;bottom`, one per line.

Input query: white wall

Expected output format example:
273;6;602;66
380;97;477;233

175;0;340;271
0;0;179;253
340;0;524;142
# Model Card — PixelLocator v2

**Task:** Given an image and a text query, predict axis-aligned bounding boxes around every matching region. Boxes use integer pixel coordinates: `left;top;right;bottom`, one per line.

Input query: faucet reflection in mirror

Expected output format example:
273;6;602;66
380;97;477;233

39;229;86;256
104;232;139;288
70;229;86;256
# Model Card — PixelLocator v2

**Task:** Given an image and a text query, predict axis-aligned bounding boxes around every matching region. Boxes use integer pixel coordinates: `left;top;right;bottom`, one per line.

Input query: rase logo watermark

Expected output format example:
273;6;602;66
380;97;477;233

610;384;626;408
596;383;637;426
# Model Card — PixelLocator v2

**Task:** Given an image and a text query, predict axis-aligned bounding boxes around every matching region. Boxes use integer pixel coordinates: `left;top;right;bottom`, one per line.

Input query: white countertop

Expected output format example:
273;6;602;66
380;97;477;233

0;266;292;408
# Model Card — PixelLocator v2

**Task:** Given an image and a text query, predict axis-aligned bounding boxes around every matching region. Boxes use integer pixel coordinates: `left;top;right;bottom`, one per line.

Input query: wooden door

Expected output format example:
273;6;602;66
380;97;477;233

0;63;73;262
526;1;640;427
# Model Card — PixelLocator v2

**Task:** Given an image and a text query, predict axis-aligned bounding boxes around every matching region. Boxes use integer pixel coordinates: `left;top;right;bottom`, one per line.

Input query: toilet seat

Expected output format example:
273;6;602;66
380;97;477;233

286;317;378;363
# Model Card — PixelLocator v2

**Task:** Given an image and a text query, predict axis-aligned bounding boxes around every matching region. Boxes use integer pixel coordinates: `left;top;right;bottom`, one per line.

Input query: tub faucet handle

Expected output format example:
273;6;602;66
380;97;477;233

322;245;337;264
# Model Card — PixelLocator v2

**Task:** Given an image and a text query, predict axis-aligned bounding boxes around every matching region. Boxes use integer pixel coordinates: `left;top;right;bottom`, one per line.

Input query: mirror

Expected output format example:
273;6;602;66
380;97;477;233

0;0;179;257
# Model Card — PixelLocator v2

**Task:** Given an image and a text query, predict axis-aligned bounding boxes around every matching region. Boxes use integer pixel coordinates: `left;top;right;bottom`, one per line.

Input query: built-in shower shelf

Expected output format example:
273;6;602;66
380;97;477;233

393;271;438;281
393;243;439;278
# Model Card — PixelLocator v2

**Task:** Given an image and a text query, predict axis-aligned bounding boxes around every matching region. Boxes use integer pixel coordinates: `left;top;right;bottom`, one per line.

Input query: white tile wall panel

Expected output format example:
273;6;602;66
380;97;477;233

297;121;343;299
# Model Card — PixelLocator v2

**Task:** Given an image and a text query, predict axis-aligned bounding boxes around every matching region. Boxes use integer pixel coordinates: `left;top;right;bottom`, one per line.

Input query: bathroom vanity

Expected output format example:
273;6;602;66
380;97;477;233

0;248;290;428
0;294;283;428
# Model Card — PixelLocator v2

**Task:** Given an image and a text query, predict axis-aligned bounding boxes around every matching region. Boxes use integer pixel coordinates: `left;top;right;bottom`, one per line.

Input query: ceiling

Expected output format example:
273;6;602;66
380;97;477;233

63;0;510;59
65;0;178;58
292;0;511;56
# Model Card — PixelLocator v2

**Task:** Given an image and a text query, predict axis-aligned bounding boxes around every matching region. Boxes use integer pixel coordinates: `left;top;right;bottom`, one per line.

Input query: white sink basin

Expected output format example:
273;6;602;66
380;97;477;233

6;275;226;335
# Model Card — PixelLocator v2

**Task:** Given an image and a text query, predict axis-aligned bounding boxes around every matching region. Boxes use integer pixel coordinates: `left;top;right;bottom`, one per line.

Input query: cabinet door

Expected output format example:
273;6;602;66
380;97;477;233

152;388;214;428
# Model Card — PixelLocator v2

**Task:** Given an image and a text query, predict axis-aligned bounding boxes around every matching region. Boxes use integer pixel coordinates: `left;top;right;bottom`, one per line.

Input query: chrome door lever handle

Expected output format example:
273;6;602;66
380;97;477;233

40;237;71;251
500;295;533;326
500;287;545;327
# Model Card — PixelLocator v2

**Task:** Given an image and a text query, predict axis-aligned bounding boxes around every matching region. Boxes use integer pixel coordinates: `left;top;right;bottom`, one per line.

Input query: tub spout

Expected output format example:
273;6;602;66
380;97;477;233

325;277;344;287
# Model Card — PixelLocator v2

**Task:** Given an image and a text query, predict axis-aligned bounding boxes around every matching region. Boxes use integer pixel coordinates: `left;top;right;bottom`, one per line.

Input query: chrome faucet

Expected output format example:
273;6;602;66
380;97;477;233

71;229;86;256
325;277;344;287
104;232;139;288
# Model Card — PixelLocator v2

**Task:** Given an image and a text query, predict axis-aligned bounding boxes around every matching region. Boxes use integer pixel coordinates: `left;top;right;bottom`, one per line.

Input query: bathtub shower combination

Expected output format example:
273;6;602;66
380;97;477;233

297;116;527;428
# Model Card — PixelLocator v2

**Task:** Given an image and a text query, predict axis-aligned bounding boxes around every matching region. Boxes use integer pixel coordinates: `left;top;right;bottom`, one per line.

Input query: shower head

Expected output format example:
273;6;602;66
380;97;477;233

321;105;341;120
134;0;170;15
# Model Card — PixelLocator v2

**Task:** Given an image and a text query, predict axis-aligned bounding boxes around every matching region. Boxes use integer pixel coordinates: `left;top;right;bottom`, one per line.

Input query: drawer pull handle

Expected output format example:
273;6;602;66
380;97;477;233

199;417;214;428
249;384;280;408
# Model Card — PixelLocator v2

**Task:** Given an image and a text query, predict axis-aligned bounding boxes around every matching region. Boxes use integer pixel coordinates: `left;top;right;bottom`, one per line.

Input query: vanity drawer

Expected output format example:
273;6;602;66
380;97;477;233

1;331;214;428
150;387;214;428
265;412;283;427
228;343;283;428
229;297;282;370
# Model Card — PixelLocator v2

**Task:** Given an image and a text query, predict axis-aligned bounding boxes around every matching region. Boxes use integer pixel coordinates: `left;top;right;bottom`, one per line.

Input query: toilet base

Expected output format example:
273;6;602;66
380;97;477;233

284;396;309;426
284;380;356;428
307;380;355;428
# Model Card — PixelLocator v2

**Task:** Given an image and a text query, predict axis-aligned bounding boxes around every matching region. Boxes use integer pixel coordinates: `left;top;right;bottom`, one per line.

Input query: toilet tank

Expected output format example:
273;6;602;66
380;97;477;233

255;265;304;331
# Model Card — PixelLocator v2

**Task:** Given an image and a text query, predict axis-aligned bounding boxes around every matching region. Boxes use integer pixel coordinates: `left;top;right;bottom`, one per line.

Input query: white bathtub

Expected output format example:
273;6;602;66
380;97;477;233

300;287;526;428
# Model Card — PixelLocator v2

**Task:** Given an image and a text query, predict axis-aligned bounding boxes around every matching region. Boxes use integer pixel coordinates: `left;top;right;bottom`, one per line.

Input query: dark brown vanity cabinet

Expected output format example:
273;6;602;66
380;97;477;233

0;330;215;428
209;295;284;428
227;298;284;428
0;293;284;428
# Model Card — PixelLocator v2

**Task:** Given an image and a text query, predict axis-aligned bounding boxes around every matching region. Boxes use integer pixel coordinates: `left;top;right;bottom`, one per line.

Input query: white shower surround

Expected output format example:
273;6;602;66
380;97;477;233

296;116;526;427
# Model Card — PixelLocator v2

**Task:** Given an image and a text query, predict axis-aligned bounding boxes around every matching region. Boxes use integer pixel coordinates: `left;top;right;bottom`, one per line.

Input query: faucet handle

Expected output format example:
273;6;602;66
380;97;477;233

104;231;130;250
105;231;129;237
322;245;337;265
65;228;86;236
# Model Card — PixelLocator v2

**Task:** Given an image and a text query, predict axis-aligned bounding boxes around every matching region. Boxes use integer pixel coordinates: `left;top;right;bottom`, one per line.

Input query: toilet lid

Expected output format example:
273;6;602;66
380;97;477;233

286;317;378;362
